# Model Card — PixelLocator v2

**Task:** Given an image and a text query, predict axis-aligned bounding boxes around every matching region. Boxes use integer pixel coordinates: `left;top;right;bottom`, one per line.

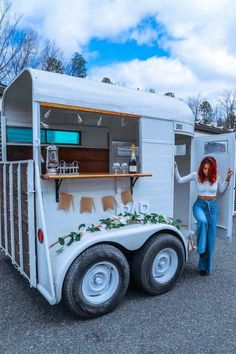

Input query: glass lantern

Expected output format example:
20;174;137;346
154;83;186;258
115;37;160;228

46;145;59;175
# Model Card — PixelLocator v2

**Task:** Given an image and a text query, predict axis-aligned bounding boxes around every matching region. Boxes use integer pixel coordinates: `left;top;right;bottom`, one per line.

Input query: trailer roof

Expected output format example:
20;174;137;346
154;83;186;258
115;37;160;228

3;67;194;125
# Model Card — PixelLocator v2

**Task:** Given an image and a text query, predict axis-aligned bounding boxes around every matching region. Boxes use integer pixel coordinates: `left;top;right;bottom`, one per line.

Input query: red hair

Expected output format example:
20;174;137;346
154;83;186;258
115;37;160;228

198;156;217;184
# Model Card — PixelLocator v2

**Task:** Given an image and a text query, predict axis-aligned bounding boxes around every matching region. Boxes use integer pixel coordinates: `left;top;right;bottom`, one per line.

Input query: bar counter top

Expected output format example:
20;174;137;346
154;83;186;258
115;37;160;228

41;172;152;179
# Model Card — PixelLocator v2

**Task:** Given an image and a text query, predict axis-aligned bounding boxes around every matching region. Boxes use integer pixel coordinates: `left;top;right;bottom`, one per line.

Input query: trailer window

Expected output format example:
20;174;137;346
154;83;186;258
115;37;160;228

46;130;81;145
7;127;46;143
174;144;186;156
204;141;228;154
7;127;81;145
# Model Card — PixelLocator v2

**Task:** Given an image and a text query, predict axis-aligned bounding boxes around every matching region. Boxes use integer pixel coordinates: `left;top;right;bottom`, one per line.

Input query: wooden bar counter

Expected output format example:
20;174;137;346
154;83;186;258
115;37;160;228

41;173;152;202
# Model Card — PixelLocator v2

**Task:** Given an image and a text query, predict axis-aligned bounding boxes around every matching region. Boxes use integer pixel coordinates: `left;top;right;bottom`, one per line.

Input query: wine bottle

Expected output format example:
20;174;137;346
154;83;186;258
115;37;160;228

129;144;137;173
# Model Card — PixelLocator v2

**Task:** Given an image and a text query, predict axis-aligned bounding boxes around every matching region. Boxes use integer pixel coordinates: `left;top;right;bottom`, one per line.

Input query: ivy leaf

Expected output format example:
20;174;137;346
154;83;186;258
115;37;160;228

158;216;166;223
56;247;65;254
175;219;182;224
67;235;74;246
58;237;65;246
75;233;81;241
79;223;86;230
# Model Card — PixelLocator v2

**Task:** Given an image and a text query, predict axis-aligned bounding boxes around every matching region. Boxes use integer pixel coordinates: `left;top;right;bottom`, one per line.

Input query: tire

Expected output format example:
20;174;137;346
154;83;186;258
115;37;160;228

131;233;185;295
62;244;130;319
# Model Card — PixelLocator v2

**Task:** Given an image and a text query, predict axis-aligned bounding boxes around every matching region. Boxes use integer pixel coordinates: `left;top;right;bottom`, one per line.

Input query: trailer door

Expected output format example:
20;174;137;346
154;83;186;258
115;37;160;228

191;132;235;239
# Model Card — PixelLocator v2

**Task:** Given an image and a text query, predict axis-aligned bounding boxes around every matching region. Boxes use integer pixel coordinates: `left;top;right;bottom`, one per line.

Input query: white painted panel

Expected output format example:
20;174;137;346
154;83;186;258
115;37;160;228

141;117;173;141
42;177;131;242
134;140;174;217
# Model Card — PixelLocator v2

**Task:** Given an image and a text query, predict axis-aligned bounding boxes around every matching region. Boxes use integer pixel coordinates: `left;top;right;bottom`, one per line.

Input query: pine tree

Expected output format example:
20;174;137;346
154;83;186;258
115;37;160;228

102;77;113;84
164;92;175;97
149;88;155;93
199;100;213;123
68;52;87;78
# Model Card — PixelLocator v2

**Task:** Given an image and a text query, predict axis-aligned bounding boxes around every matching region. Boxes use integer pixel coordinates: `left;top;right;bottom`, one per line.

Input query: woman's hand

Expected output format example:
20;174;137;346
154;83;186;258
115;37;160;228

225;168;233;182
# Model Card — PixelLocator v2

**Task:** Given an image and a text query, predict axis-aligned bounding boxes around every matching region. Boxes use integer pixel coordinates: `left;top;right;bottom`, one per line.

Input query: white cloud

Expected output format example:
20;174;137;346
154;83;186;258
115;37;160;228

88;56;233;99
129;27;159;46
12;0;158;54
11;0;236;98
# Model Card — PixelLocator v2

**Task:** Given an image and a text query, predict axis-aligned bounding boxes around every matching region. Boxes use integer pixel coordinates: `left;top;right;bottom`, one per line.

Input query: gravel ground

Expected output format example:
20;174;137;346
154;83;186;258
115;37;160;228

0;223;236;354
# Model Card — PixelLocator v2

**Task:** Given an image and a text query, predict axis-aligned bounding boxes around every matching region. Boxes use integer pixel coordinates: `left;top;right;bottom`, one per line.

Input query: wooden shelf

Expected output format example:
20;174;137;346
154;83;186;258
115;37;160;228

41;173;152;202
41;172;152;180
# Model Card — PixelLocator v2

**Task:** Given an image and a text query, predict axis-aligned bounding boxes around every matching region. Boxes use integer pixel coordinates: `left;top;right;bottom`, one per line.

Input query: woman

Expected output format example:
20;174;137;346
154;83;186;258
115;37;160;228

174;156;233;276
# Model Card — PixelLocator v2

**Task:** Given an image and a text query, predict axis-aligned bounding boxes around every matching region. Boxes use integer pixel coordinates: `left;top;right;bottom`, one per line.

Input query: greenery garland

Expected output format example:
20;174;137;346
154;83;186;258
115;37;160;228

55;211;182;254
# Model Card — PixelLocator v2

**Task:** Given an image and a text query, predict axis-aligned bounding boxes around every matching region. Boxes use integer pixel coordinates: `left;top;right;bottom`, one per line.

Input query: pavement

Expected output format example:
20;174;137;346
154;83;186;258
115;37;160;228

0;223;236;354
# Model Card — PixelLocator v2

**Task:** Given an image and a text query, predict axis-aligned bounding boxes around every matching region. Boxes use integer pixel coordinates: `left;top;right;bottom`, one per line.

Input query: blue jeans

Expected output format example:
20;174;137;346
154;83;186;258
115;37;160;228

192;198;219;273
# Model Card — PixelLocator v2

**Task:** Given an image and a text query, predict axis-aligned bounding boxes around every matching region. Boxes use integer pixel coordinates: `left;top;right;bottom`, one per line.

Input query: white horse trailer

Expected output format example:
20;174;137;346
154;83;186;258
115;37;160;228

0;68;235;318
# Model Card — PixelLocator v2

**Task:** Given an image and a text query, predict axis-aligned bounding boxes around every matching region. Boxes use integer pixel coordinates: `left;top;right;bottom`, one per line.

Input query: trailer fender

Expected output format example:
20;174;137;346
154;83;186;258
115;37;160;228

51;223;188;303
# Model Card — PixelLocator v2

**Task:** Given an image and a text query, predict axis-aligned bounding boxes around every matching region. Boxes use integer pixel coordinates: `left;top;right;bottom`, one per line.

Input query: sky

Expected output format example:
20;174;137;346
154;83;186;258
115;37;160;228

11;0;236;101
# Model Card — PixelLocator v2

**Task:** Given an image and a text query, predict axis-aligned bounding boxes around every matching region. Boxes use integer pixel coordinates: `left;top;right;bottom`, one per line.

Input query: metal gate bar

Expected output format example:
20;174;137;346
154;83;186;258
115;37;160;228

3;164;8;254
21;164;30;276
9;164;15;263
6;165;11;255
0;160;36;285
0;164;3;247
17;163;24;274
13;164;20;266
27;160;36;286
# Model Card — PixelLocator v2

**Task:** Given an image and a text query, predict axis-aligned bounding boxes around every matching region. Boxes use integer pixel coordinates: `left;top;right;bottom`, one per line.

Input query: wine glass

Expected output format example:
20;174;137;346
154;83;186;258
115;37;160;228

112;162;120;174
121;162;128;174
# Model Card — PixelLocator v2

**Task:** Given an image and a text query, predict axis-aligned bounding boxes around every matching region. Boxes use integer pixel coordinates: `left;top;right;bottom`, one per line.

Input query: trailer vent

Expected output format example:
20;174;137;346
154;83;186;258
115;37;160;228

176;123;183;130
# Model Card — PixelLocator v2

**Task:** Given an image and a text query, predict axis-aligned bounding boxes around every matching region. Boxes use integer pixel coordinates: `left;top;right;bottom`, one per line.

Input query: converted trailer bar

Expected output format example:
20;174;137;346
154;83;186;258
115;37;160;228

0;67;234;319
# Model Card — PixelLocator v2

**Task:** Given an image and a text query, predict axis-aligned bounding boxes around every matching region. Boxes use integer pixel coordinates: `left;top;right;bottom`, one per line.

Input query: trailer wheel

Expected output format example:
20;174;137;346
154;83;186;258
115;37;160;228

63;244;130;319
131;233;185;295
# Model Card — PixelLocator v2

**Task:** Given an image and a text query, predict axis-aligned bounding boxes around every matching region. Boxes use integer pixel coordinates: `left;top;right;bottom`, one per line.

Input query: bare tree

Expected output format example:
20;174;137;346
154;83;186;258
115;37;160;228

0;2;66;83
9;29;39;78
186;94;202;122
223;112;236;129
0;0;23;83
218;89;236;117
218;89;236;129
213;105;224;127
39;40;65;72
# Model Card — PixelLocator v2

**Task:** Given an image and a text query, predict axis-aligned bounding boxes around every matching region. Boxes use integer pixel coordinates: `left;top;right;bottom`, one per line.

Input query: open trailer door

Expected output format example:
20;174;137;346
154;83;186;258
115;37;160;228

191;132;235;240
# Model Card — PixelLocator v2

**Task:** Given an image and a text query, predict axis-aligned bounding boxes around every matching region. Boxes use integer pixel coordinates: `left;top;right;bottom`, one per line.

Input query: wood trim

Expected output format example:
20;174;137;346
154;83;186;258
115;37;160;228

41;173;152;180
40;102;140;119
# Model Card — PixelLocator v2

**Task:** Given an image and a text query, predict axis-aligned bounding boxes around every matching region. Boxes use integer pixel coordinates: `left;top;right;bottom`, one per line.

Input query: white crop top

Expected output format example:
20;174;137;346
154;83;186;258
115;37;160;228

174;166;229;196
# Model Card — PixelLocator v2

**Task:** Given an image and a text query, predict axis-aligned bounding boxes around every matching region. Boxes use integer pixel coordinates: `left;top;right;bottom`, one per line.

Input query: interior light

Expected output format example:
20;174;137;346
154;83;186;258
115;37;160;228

44;109;51;119
77;113;83;123
97;115;103;126
41;121;49;129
